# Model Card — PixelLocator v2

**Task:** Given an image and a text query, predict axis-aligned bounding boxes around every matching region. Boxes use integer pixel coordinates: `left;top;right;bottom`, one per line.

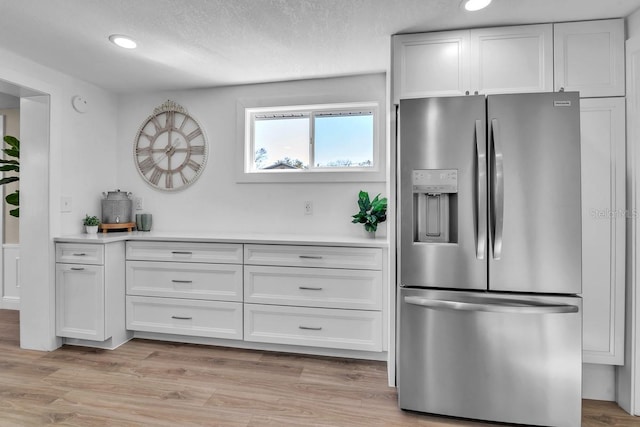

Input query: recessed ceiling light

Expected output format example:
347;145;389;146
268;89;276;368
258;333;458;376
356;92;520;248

464;0;492;11
108;34;137;49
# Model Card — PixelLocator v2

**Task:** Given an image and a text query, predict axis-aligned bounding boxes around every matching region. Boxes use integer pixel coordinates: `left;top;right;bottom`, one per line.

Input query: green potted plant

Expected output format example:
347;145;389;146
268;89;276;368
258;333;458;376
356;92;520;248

351;190;387;236
0;135;20;217
83;214;100;234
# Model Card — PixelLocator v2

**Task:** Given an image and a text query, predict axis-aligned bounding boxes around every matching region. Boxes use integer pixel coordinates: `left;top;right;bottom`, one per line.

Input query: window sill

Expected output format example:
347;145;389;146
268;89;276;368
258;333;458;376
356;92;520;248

236;168;386;184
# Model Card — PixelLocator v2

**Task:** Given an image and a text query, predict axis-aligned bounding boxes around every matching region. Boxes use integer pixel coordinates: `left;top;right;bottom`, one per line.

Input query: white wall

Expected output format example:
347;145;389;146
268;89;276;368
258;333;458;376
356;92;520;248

116;74;387;237
0;46;118;350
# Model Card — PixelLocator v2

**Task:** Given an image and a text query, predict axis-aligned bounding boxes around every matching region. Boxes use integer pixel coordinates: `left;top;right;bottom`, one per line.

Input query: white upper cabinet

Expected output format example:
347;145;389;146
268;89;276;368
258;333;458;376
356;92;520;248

393;24;553;102
580;97;626;365
393;30;470;101
554;19;625;98
470;24;553;95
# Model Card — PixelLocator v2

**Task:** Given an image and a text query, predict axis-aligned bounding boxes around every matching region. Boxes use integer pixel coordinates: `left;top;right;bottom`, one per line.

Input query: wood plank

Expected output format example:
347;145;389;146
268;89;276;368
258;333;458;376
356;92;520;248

0;309;638;426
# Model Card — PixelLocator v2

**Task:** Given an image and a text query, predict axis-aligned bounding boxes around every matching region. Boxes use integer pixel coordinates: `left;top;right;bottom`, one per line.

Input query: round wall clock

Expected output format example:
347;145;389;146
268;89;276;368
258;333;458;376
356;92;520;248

133;100;208;191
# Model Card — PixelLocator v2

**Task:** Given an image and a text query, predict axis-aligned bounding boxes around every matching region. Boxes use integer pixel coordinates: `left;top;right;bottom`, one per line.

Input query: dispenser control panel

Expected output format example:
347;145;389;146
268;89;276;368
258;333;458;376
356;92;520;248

412;169;458;193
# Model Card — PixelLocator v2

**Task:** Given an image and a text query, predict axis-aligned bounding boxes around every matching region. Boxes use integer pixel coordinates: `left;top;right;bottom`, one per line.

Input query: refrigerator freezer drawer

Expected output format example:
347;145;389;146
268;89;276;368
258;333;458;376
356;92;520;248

398;288;582;427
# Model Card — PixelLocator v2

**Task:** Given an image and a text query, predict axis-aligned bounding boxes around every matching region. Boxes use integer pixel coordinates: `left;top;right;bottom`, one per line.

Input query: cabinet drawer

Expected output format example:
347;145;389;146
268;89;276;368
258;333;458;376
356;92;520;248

244;304;382;352
126;261;242;302
244;245;382;270
126;296;242;340
56;243;104;265
126;241;243;264
244;265;382;310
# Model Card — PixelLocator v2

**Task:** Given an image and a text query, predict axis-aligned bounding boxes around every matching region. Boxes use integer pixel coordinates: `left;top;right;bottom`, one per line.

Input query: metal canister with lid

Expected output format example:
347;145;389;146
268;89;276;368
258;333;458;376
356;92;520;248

101;189;133;224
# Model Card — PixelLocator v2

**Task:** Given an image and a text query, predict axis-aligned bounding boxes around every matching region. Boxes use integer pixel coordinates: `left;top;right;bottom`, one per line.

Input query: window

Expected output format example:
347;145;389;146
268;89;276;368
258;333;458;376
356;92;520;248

245;103;378;174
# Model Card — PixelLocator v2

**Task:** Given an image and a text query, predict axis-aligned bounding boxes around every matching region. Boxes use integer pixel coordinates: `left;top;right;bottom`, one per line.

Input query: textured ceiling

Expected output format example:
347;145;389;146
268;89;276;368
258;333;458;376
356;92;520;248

0;0;639;93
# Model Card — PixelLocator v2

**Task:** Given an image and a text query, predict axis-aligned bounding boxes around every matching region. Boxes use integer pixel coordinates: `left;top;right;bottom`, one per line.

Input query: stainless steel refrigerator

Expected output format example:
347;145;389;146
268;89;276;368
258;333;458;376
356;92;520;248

397;92;582;427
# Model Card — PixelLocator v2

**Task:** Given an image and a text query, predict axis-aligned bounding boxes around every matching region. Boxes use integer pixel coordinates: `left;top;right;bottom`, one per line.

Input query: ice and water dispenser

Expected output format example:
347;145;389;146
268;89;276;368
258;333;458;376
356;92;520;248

412;169;458;243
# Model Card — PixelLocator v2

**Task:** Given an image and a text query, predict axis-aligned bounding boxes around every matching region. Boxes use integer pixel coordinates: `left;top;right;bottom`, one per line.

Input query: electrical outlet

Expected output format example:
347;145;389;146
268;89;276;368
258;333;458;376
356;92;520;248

61;196;72;213
135;197;144;210
304;201;313;215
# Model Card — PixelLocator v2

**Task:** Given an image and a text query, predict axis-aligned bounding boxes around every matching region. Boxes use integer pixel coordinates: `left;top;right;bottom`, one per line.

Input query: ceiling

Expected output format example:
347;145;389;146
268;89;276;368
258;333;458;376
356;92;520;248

0;0;639;94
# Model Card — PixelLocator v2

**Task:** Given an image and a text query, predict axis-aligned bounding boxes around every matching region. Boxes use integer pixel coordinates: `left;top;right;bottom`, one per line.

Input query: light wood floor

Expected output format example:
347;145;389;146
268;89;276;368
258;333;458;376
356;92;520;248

0;310;636;426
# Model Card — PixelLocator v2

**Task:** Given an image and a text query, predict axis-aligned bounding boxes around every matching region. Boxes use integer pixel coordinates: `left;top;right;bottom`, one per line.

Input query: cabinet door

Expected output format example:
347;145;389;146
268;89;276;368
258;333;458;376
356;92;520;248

470;24;553;94
393;30;470;102
554;19;625;98
581;97;625;365
56;263;107;341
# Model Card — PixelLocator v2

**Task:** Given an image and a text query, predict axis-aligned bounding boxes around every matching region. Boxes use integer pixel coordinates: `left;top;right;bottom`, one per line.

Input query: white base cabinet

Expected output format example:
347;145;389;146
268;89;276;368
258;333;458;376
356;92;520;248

125;241;244;341
56;236;387;358
55;242;130;348
123;241;385;357
243;244;383;352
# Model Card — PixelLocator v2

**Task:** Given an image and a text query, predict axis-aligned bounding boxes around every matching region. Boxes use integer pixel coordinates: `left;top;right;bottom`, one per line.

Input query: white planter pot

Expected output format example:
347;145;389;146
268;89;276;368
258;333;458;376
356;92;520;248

363;228;376;239
85;225;99;234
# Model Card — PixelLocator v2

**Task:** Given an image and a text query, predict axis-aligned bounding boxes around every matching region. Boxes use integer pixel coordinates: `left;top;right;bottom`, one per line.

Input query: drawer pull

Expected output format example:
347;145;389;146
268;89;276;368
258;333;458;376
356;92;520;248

70;267;85;271
72;253;87;256
171;251;193;255
299;255;323;260
299;286;323;291
171;280;193;284
171;316;193;320
299;326;322;331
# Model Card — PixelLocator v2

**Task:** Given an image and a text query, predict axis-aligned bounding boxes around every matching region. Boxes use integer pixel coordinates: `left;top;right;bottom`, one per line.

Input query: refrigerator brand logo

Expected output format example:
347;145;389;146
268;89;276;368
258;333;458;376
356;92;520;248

591;208;638;219
553;100;572;107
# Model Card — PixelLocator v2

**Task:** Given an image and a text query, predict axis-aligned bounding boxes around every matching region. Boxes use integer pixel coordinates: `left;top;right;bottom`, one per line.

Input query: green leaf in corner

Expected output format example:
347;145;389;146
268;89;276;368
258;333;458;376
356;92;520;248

0;176;19;186
3;135;19;150
6;191;19;206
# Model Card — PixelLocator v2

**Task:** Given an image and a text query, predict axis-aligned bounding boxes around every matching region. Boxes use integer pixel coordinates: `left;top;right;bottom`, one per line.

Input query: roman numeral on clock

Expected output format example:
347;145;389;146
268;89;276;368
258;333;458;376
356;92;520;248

165;111;175;130
150;167;163;185
190;145;205;155
138;157;155;174
136;146;152;156
187;159;201;172
186;128;202;142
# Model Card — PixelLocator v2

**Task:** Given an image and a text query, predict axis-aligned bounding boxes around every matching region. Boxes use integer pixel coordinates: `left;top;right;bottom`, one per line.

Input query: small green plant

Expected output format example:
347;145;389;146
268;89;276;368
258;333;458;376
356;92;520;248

0;135;19;217
83;215;100;226
351;190;387;232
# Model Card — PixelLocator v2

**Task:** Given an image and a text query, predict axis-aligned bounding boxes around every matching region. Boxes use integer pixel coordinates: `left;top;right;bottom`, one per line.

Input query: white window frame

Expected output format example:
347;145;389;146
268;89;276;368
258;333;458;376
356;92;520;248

237;101;384;183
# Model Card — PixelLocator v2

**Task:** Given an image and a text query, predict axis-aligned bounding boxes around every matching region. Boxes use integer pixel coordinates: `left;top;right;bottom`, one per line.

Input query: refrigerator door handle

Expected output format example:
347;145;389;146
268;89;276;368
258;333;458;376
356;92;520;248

490;118;504;260
475;119;487;260
404;296;579;314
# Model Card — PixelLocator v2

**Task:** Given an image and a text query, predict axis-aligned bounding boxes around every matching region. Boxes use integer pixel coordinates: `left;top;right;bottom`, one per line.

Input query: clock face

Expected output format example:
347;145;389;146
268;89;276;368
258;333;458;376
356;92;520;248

134;101;208;191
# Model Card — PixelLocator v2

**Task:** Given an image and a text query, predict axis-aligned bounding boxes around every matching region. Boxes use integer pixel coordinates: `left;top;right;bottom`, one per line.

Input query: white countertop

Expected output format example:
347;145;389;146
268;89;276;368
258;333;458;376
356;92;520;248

54;231;389;248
